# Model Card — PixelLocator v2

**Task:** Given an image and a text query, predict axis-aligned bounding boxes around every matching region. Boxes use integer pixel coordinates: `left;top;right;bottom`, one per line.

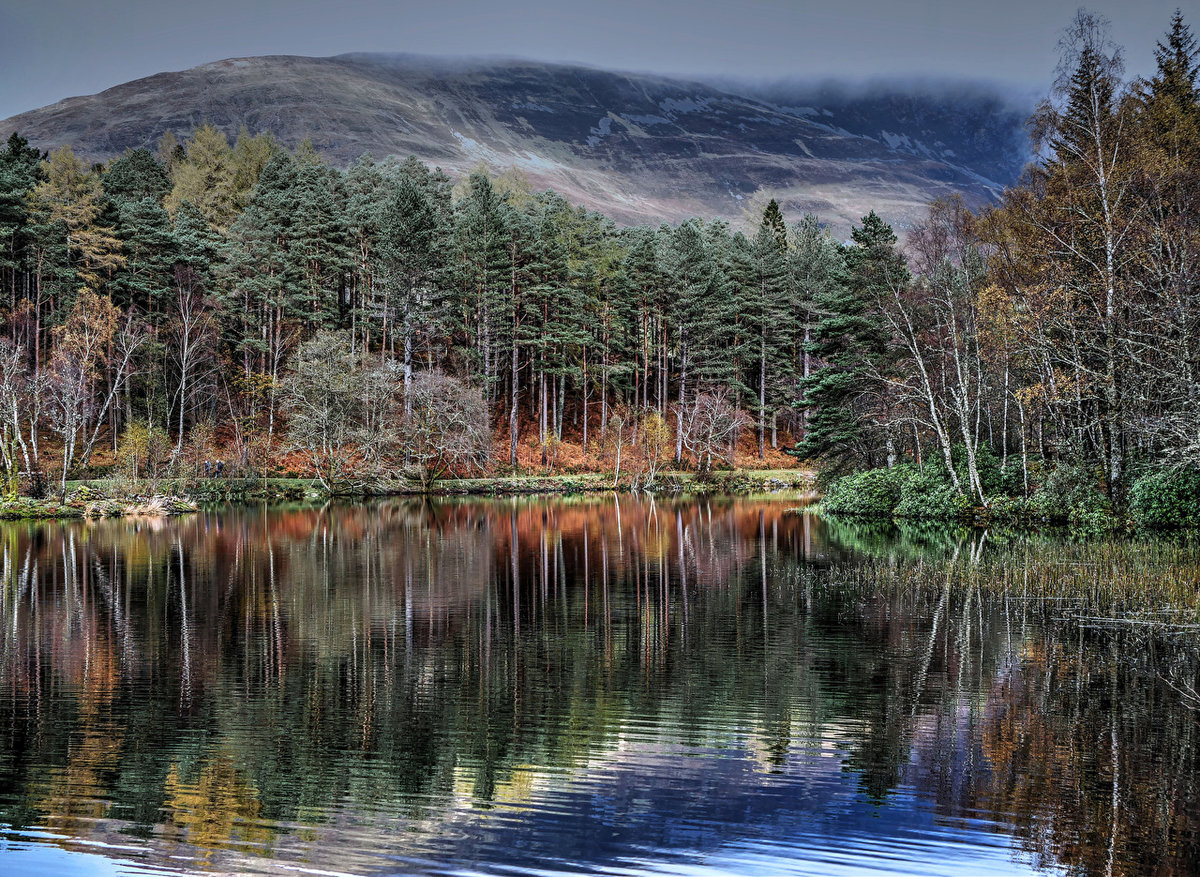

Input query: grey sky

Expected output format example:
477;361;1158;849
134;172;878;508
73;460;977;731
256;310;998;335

1;0;1196;119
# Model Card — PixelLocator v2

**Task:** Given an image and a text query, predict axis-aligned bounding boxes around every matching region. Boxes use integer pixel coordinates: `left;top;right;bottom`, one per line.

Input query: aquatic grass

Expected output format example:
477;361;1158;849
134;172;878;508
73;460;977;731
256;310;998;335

808;535;1200;629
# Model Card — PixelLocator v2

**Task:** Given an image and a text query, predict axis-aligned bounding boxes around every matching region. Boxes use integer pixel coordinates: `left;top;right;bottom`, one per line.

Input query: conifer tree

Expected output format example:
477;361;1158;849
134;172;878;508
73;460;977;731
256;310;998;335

165;125;239;229
1140;10;1200;165
530;195;588;444
0;134;41;321
749;207;790;456
786;215;842;438
29;146;124;291
761;198;788;251
289;162;351;329
343;153;387;350
619;225;663;413
111;196;175;318
222;151;303;378
453;171;509;397
377;173;444;401
1151;10;1199;113
795;212;904;470
104;148;171;205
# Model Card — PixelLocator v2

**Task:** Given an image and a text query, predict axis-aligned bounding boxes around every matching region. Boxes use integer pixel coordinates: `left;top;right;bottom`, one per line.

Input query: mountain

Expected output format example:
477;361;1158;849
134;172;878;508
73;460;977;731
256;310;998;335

0;53;1032;231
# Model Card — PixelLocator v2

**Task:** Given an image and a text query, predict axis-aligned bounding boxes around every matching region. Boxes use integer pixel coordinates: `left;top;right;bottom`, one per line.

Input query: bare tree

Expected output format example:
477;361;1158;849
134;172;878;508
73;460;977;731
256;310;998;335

168;262;220;459
675;388;750;476
280;331;369;492
605;408;628;488
0;341;41;491
399;370;491;490
47;349;91;499
634;409;672;489
879;197;988;502
77;313;148;470
46;289;132;497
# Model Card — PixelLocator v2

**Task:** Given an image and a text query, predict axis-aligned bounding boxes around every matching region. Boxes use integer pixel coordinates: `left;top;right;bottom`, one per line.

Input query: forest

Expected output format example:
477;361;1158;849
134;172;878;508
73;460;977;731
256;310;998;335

0;10;1198;524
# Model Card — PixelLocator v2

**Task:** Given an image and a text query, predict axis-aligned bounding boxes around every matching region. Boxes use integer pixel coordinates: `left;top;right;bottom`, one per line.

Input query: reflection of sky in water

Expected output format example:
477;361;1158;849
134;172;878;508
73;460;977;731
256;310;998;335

405;742;1050;877
3;736;1049;876
0;838;179;876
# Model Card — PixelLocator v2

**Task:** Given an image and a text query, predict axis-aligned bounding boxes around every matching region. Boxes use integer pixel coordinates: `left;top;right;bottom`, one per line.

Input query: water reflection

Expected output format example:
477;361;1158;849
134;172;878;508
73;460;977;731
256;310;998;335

0;498;1195;876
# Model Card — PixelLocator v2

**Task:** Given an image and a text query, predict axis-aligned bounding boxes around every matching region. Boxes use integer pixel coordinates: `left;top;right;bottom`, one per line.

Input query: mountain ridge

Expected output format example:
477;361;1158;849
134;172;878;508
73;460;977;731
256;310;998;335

0;52;1032;231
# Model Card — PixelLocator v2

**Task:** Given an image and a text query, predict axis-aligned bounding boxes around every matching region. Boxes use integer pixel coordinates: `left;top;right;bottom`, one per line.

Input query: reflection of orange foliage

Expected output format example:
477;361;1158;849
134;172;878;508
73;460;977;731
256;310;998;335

30;595;126;832
163;757;274;855
3;497;821;708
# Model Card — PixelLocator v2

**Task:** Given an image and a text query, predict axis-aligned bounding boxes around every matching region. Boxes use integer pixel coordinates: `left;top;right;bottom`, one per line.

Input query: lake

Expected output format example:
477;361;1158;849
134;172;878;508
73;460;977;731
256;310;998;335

0;497;1197;876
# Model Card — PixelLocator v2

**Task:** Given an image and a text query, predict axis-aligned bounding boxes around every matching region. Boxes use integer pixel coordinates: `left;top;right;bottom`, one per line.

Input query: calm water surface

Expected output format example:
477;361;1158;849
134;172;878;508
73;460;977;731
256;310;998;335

0;497;1197;876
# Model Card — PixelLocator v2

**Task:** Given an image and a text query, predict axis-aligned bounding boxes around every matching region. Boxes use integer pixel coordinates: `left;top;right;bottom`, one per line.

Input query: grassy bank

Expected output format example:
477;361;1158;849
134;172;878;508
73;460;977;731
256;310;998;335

428;468;815;496
0;492;198;520
0;468;815;520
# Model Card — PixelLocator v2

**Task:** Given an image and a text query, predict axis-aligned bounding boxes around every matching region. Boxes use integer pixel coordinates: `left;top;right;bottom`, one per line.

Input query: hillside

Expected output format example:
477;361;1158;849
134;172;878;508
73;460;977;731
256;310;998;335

0;53;1030;230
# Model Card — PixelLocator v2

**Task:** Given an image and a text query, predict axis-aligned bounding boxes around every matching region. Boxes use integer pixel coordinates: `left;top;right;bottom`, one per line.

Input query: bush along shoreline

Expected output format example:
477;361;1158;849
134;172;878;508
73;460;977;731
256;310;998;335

819;448;1200;534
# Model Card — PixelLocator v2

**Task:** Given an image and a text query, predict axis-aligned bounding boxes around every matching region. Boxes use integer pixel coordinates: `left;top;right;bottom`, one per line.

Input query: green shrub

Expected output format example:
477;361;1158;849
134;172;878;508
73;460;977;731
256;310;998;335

1129;468;1200;529
984;494;1034;522
995;460;1026;497
814;465;847;495
1067;503;1117;536
1027;464;1109;523
896;469;971;520
952;443;1004;495
823;465;916;518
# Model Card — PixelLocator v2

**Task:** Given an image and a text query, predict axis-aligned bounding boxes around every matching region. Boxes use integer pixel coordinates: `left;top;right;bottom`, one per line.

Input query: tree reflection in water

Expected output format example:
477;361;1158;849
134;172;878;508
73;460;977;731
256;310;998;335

0;498;1196;876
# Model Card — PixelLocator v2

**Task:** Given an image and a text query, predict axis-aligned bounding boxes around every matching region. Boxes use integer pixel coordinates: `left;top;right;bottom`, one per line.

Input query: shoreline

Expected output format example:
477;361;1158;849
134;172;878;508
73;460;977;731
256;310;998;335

0;469;817;520
0;493;199;521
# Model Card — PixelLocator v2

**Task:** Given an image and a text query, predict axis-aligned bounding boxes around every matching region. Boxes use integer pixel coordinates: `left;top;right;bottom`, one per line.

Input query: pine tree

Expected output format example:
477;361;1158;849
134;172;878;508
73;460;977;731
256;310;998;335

111;196;176;318
221;152;303;377
794;212;904;470
0;134;42;318
787;215;843;437
619;225;663;413
749;207;790;456
665;220;709;415
691;222;744;393
1141;10;1200;164
1151;10;1199;112
452;171;510;397
761;198;788;251
530;195;589;445
289;162;351;329
104;149;171;205
343;153;387;350
377;173;444;397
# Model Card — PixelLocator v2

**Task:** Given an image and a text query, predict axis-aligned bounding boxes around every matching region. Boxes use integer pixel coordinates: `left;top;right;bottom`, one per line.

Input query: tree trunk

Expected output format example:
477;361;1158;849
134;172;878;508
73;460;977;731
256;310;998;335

509;334;519;467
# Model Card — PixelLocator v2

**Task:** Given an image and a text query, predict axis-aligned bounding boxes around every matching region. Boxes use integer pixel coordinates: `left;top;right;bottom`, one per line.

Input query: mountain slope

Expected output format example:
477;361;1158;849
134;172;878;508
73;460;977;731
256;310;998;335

0;54;1030;230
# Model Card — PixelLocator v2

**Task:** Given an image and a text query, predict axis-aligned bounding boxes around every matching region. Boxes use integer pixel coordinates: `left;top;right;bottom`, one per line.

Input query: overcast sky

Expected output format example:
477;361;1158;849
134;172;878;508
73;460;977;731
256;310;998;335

1;0;1196;119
